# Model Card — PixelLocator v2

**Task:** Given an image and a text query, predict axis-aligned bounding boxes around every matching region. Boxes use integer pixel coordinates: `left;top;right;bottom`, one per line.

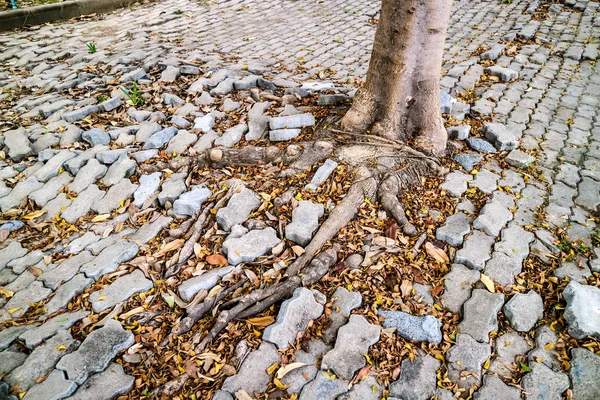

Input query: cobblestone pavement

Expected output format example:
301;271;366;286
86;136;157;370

1;0;600;399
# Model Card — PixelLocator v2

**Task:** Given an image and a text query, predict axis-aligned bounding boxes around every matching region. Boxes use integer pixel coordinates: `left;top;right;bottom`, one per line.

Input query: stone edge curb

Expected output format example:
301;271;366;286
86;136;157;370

0;0;142;32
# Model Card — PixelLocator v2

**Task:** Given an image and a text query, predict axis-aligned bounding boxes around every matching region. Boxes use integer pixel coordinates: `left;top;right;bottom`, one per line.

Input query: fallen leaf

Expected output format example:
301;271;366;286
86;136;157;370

91;214;111;222
400;279;412;298
381;327;396;339
0;288;14;297
157;239;184;256
425;242;449;263
162;293;175;308
276;362;307;379
57;345;67;351
7;307;21;314
235;391;253;400
206;254;228;266
246;316;275;327
480;273;495;293
24;210;46;220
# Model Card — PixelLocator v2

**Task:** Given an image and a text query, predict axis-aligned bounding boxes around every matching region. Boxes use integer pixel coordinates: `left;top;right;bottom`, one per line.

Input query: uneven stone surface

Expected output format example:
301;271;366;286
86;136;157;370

473;375;521;400
455;231;496;270
66;362;134;400
446;334;491;391
522;362;569;400
89;270;153;312
569;348;600;400
563;281;600;339
263;287;324;349
285;201;324;246
436;212;472;247
172;185;212;217
221;342;280;396
379;310;442;344
459;289;504;342
442;264;480;314
298;371;349;400
216;187;261;231
80;239;139;280
305;159;337;191
178;266;234;302
389;354;441;400
504;290;544;332
222;227;281;265
19;310;89;349
280;339;330;394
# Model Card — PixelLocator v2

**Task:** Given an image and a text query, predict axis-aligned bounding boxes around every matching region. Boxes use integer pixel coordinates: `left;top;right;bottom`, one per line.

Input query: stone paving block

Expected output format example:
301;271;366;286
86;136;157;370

504;290;544;332
323;287;363;343
128;215;172;245
0;348;28;377
178;266;235;302
214;124;248;148
34;150;77;182
221;342;280;396
263;287;324;349
222;227;281;265
56;319;134;384
29;173;73;206
68;158;107;194
486;65;519;81
0;242;28;272
553;259;591;283
66;362;134;400
494;224;534;261
321;315;380;379
285;201;324;246
8;249;44;274
569;348;600;400
389;353;441;400
489;331;531;378
44;193;72;220
484;252;523;287
563;281;600;339
473;199;512;237
82;128;110;146
216;187;261;231
22;369;77;400
298;371;349;400
473;375;521;400
458;289;504;342
66;232;101;255
91;179;137;214
158;172;187;206
19;310;89;349
133;172;161;208
484;123;518;151
522;362;569;400
1;281;52;320
0;177;44;212
101;155;136;186
305;159;338;191
40;251;94;290
337;374;382;400
379;310;442;344
63;145;109;175
442;264;480;314
43;274;93;315
470;169;500;194
89;269;152;312
61;184;105;223
455;230;496;271
279;339;330;394
436;212;472;247
453;153;484;172
467;138;497;154
574;176;600;212
80;239;139;280
4;128;33;161
446;334;491;391
0;325;34;351
5;329;79;391
172;185;212;217
440;172;471;198
528;325;560;371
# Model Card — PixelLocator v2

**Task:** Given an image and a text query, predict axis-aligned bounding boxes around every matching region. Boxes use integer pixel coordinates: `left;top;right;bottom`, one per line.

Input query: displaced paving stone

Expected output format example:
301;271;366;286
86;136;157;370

100;96;122;112
132;149;158;163
63;145;109;175
221;342;280;396
222;227;281;265
298;371;349;400
96;148;128;164
1;281;51;319
563;281;600;339
473;199;512;236
505;149;535;168
379;310;442;344
194;114;215;132
455;230;496;271
212;390;233;400
91;179;137;214
29;173;72;206
569;348;600;400
166;130;196;154
129;215;172;245
0;177;44;212
63;105;99;123
389;353;441;400
120;68;146;82
193;130;219;152
494;224;534;261
66;362;134;400
178;266;234;302
4;129;33;161
0;325;33;350
19;310;89;349
5;330;79;391
285;201;324;246
470;169;500;194
246;102;271;140
216;187;261;231
158;172;186;206
446;334;491;391
459;289;504;342
442;264;480;314
61;184;105;223
34;150;76;182
480;44;505;61
323;287;363;343
101;155;136;186
280;339;330;394
80;239;139;280
504;290;544;332
489;331;531;378
467;138;497;154
89;270;152;312
269;128;301;141
82;128;110;146
56;319;134;384
263;287;324;349
214;123;248;147
144;127;178;149
474;375;521;400
0;348;28;377
338;374;382;400
40;251;95;290
173;185;212;217
305;159;338;191
484;252;523;287
484;123;518;151
486;65;519;81
447;125;471;140
133;172;161;208
269;113;315;130
321;315;380;379
43;274;93;315
440;171;471;196
436;212;472;247
522;362;569;400
553;259;591;283
22;369;77;400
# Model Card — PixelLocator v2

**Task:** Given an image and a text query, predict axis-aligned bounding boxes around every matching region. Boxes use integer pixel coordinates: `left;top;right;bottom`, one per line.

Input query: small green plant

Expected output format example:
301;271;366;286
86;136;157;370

97;94;109;102
86;42;96;54
173;9;184;14
120;82;144;106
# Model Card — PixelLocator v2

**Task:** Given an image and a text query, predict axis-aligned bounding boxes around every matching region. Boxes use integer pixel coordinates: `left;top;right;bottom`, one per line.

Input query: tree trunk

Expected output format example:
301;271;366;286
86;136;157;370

342;0;453;156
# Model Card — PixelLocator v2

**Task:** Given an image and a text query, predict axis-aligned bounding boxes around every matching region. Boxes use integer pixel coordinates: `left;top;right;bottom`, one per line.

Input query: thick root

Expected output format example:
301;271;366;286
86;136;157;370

379;173;418;237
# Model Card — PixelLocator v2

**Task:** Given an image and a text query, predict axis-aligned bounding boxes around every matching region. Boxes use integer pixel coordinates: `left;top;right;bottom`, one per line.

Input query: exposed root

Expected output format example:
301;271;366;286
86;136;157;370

379;173;418;236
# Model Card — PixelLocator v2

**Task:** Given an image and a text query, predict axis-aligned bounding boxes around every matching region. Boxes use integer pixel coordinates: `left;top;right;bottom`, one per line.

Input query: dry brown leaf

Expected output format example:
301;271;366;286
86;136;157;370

246;316;275;327
206;254;228;266
91;214;111;222
400;279;413;298
480;273;495;293
276;362;307;379
157;239;184;256
235;391;253;400
425;242;449;263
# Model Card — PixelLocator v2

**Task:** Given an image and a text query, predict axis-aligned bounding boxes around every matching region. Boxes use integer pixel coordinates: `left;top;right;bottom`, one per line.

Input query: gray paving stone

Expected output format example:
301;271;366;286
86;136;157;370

4;129;33;161
8;249;44;274
91;179;137;214
80;239;138;280
389;353;441;400
484;123;518;151
22;369;77;400
89;269;152;312
144;127;178;149
246;102;271;140
0;348;28;377
455;230;496;271
442;264;480;314
473;199;512;237
34;150;76;182
563;281;600;339
337;374;382;400
459;289;504;342
447;125;470;140
494;224;534;261
56;319;134;384
19;310;89;349
467;138;497;154
96;148;128;164
486;65;519;81
298;371;348;400
484;252;523;287
453;153;484;172
214;123;248;148
66;362;134;400
193;114;215;132
1;281;51;319
470;169;500;194
285;200;324;246
222;227;281;265
0;325;34;350
132;172;161;208
29;173;73;206
0;177;43;212
221;342;280;396
379;310;442;344
44;193;72;220
43;274;93;315
440;171;471;197
269;113;315;130
323;287;363;343
61;184;105;223
321;315;380;379
40;251;94;290
172;185;212;217
489;331;531;378
575;177;600;212
63;145;109;175
305;159;338;191
504;290;544;332
436;212;472;247
281;339;330;394
178;266;235;302
129;215;172;245
446;334;491;391
66;232;100;255
165;130;196;154
216;187;261;231
101;155;136;186
569;348;600;400
82;128;110;146
212;390;233;400
193;130;219;152
473;375;521;400
522;362;569;400
5;330;79;391
553;259;591;283
158;172;186;206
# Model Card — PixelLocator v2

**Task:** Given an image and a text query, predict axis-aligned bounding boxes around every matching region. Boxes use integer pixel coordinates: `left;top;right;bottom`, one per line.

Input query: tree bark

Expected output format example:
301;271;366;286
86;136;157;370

342;0;453;156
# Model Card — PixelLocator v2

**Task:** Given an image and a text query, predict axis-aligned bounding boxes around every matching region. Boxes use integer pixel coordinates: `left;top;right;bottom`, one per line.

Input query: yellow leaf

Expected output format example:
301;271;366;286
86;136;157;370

96;296;107;301
483;358;490;369
247;316;275;327
322;372;337;380
273;377;288;390
276;363;308;379
24;210;46;220
480;273;495;293
266;362;279;375
7;307;20;314
545;343;555;351
156;239;184;256
91;214;111;222
0;287;14;297
57;345;67;351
